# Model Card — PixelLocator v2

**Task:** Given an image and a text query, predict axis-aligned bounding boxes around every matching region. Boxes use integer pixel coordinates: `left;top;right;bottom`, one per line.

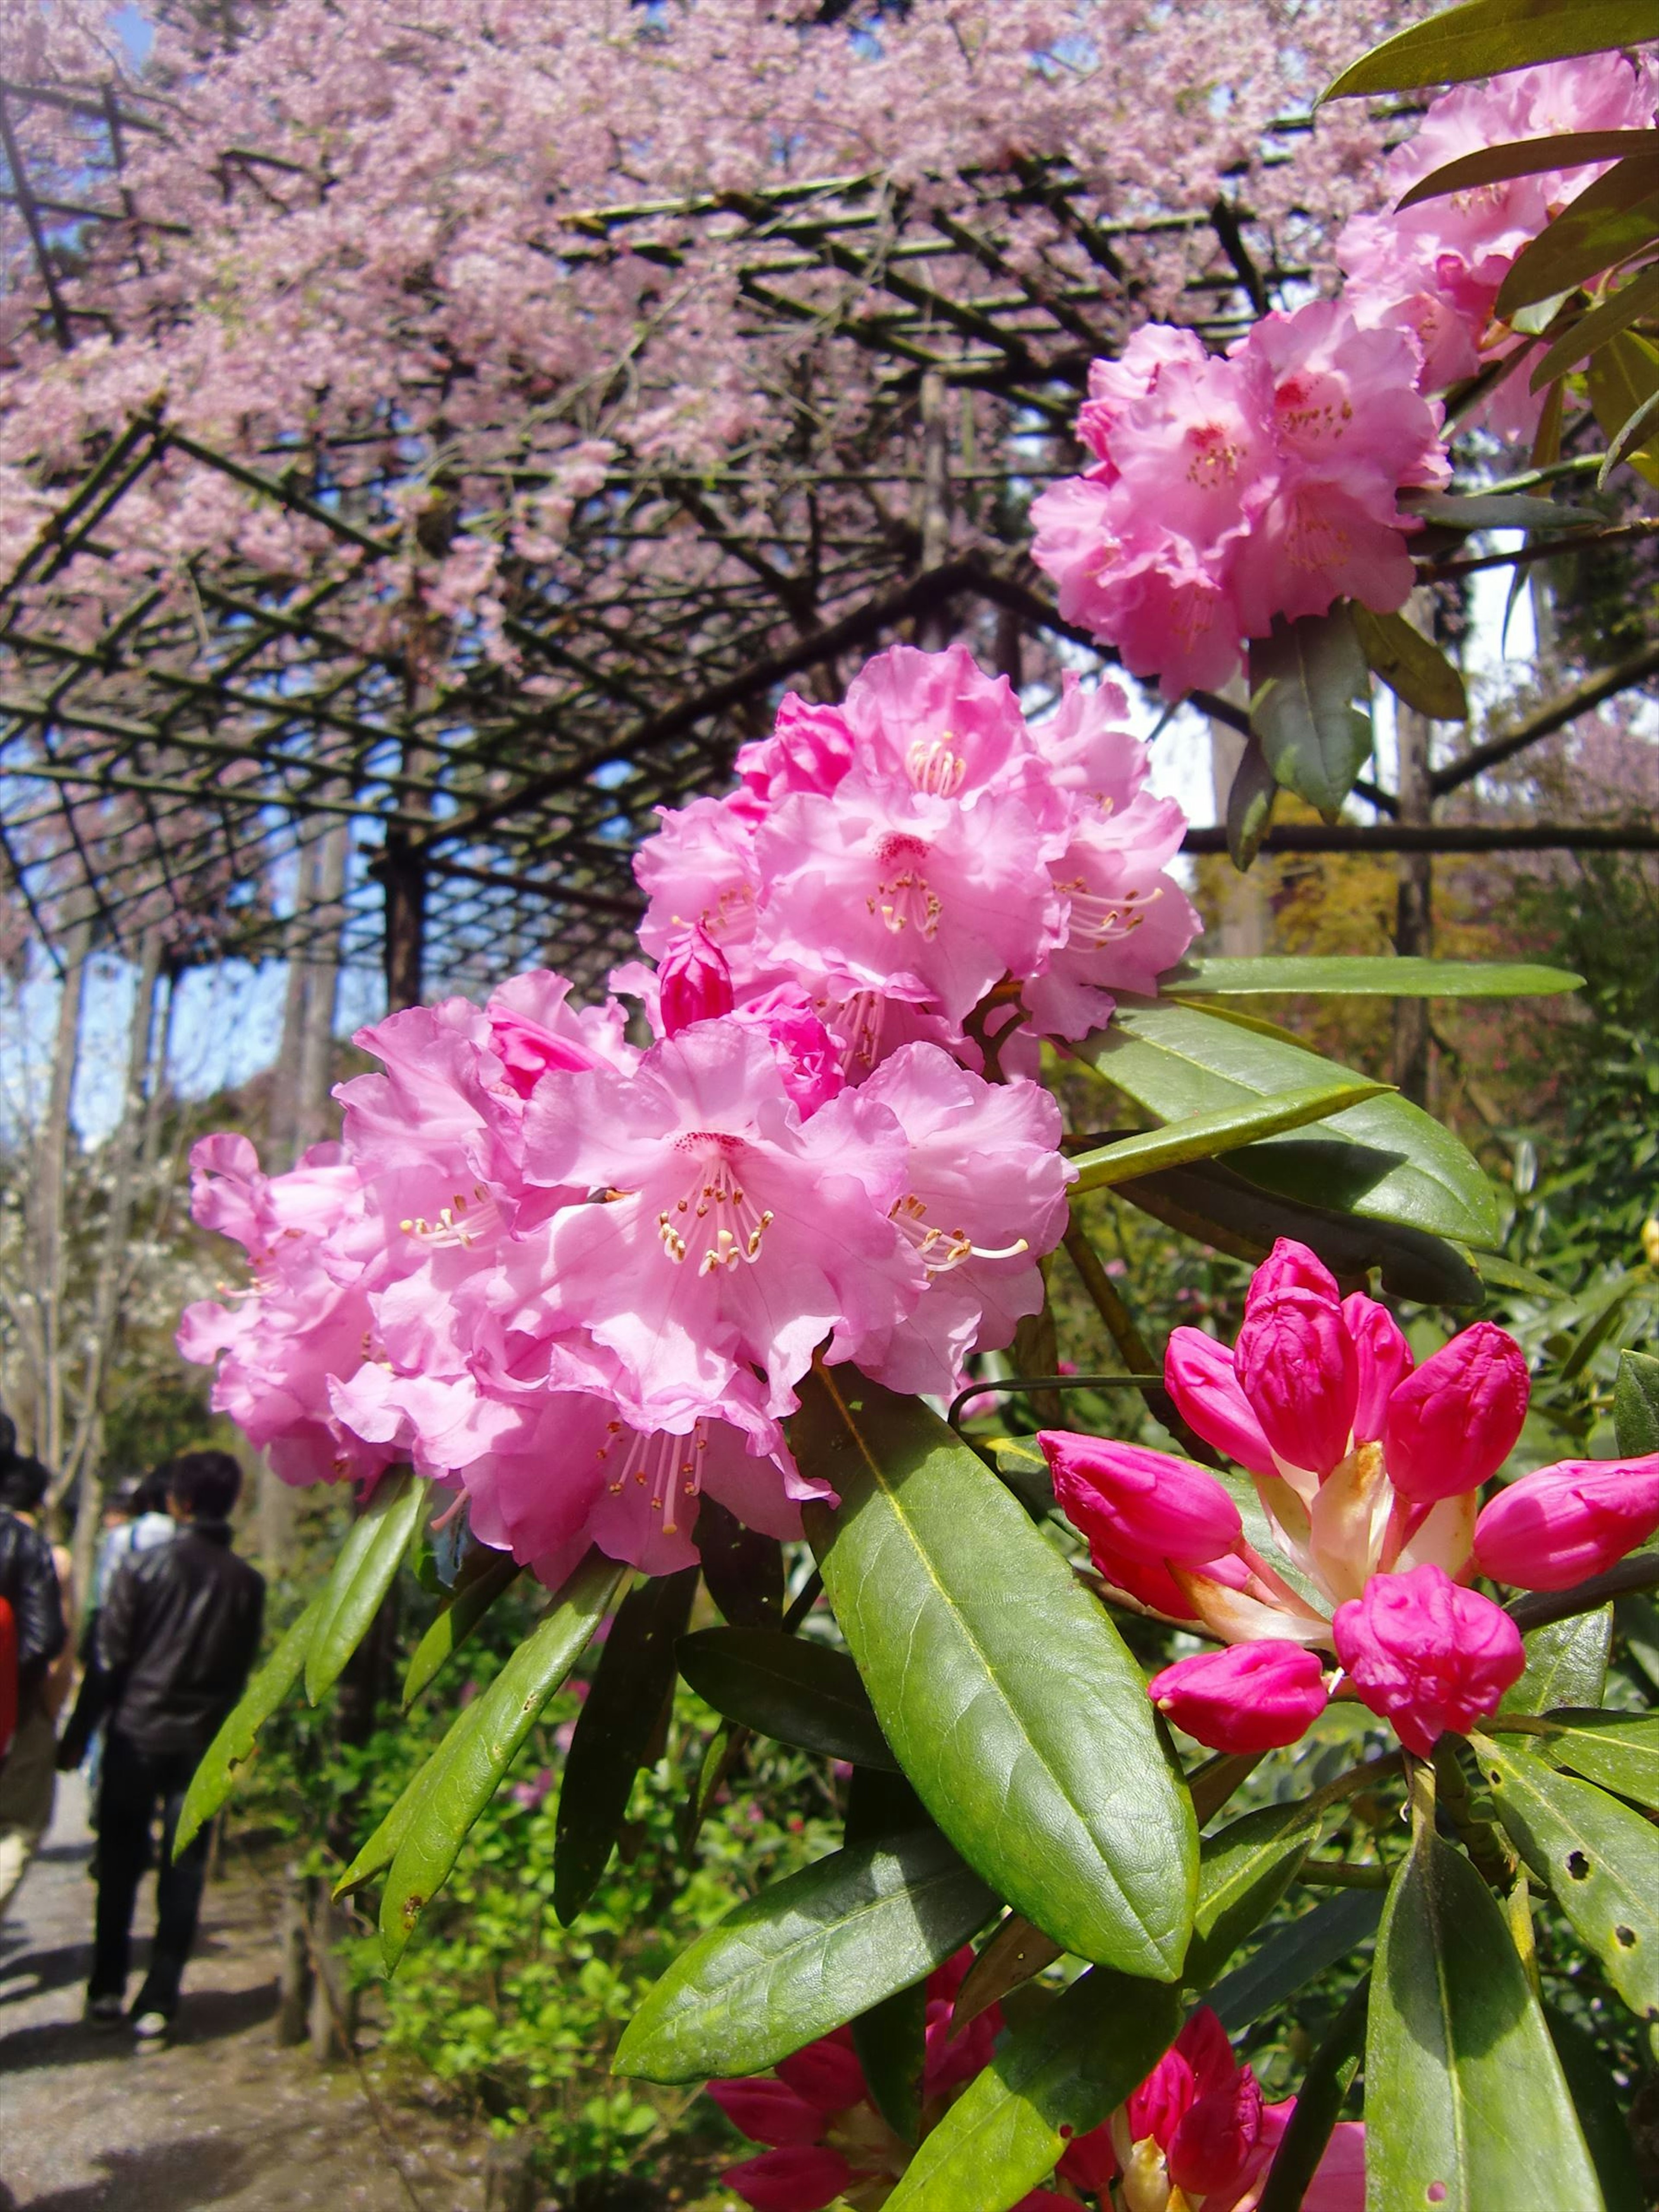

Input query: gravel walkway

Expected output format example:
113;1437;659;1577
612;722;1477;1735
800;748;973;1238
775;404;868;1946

0;1773;473;2211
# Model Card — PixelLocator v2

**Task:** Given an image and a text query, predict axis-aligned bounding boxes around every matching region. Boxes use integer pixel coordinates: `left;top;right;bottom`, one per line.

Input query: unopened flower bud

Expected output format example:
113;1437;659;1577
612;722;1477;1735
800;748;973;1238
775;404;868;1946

1341;1294;1413;1446
1332;1561;1522;1758
1147;1640;1330;1754
1041;1432;1242;1568
707;2080;835;2149
1168;2066;1264;2200
724;2144;855;2212
1473;1454;1659;1592
1382;1323;1529;1504
1245;1236;1340;1311
1236;1289;1358;1480
658;925;734;1036
1163;1327;1276;1478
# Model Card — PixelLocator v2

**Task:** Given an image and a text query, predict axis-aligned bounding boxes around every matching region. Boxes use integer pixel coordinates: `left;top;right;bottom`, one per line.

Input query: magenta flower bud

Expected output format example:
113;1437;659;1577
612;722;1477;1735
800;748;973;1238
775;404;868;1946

1246;1236;1340;1312
1040;1431;1242;1568
725;2146;855;2212
1332;1562;1523;1758
1235;1289;1359;1479
706;2079;831;2149
658;925;734;1036
1473;1454;1659;1592
1164;1326;1277;1478
1147;1640;1330;1754
1169;2066;1264;2200
1342;1294;1413;1446
1382;1322;1529;1504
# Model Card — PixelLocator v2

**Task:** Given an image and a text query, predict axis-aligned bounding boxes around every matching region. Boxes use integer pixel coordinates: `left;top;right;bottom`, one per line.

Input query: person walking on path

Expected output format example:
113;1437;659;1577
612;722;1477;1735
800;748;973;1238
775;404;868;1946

59;1448;264;2043
0;1422;70;1921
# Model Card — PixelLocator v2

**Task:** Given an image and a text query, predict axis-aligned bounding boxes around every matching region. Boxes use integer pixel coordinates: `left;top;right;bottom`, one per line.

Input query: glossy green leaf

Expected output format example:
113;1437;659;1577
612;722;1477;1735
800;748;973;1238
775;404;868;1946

1399;130;1658;210
1350;605;1469;721
797;1367;1197;1980
1079;997;1503;1248
380;1550;621;1970
1498;158;1659;317
1547;2001;1648;2212
1538;1710;1659;1807
852;1978;928;2145
1614;1350;1659;1458
1173;956;1580;998
1256;1976;1368;2212
695;1493;784;1627
555;1567;698;1923
676;1625;899;1772
1588;329;1659;490
306;1468;431;1705
1367;1817;1602;2211
1325;0;1646;99
1600;377;1659;486
334;1694;488;1897
1226;731;1278;870
1530;263;1659;391
1209;1889;1383;2034
1248;610;1373;821
614;1827;998;2083
884;1967;1182;2212
1068;1081;1388;1195
402;1549;523;1707
1502;1605;1611;1715
1185;1800;1325;1990
1403;488;1597;530
175;1595;324;1856
1475;1734;1659;2021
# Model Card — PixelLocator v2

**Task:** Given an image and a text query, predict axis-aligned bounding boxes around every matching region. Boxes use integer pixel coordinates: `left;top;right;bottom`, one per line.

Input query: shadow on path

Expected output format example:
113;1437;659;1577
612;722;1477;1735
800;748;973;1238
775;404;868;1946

0;1977;277;2076
0;2133;251;2212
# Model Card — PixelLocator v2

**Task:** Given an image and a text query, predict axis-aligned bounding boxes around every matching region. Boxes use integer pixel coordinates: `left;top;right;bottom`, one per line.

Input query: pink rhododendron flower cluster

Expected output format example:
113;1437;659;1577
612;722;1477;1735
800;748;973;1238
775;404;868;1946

180;687;1090;1582
1041;1239;1659;1761
635;642;1201;1069
711;1996;1363;2212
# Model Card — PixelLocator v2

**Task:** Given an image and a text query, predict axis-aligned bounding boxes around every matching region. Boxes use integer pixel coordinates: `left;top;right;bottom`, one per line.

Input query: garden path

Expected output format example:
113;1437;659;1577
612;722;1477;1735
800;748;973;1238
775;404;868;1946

0;1774;475;2211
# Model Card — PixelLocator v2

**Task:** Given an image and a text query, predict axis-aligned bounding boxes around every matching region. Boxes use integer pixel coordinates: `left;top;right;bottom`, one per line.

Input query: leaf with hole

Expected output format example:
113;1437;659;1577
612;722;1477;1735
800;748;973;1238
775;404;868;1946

613;1827;998;2083
1248;610;1373;821
402;1548;523;1707
380;1550;621;1969
1366;1813;1602;2210
1350;605;1468;721
306;1468;431;1705
1325;0;1649;98
555;1567;698;1923
175;1595;323;1856
796;1366;1197;1980
1502;1605;1611;1716
884;1967;1182;2212
1476;1734;1659;2021
1185;1799;1325;1990
1615;1350;1659;1459
676;1625;898;1771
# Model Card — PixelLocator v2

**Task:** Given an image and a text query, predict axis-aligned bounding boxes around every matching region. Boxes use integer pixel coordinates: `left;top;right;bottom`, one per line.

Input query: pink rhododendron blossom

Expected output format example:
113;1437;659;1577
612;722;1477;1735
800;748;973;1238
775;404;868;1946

1382;1323;1530;1503
658;925;734;1036
1332;1563;1524;1757
1473;1455;1659;1591
1043;1432;1243;1568
1235;1288;1360;1481
1148;1642;1332;1753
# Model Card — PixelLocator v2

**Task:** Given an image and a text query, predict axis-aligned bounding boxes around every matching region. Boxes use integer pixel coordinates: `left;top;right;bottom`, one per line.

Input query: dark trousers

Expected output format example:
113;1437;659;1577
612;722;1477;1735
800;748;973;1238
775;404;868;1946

89;1730;210;2017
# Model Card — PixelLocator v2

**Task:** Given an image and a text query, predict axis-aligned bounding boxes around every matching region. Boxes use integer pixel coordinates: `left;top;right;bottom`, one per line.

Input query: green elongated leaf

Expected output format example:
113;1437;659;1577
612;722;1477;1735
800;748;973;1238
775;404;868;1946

852;1978;928;2145
676;1625;899;1772
1248;610;1373;821
1226;731;1278;870
1502;1605;1611;1715
1325;0;1646;99
1531;263;1659;391
380;1551;621;1969
1601;378;1659;486
1185;1801;1325;1990
694;1493;784;1627
1615;1350;1659;1458
1475;1734;1659;2021
1401;130;1659;209
1115;1157;1483;1306
884;1967;1182;2212
1403;488;1598;529
334;1692;489;1897
175;1595;324;1856
555;1567;698;1924
1256;1975;1368;2212
402;1549;523;1707
1367;1817;1602;2212
1172;955;1580;998
797;1367;1197;1981
1209;1889;1383;2034
1538;1710;1659;1807
1350;605;1469;721
1588;329;1659;490
614;1827;998;2083
306;1468;431;1704
1068;1081;1388;1195
950;1915;1065;2038
1498;158;1659;317
1547;2001;1648;2212
1081;997;1502;1248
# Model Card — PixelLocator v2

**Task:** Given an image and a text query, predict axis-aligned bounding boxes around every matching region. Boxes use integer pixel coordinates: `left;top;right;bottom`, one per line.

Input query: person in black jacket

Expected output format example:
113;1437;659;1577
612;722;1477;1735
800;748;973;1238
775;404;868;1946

0;1428;69;1920
64;1449;264;2039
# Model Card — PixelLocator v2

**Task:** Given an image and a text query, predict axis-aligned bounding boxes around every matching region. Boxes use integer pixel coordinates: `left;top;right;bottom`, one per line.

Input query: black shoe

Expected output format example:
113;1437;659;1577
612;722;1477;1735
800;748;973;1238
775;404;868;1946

85;1995;125;2029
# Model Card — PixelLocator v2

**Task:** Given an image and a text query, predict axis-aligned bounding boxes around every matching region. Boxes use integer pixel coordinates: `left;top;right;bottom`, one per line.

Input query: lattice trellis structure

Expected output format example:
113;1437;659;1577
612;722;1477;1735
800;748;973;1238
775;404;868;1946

0;69;1304;999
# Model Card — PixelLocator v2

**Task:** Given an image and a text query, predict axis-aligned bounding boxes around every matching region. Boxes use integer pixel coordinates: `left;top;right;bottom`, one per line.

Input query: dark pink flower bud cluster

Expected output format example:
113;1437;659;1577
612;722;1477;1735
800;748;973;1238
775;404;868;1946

1042;1239;1659;1761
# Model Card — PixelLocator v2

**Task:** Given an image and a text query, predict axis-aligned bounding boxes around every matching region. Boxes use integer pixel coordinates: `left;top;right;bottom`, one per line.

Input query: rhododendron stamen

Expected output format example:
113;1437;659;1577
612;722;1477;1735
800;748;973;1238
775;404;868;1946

597;1421;708;1536
399;1183;502;1250
1059;880;1162;948
869;837;943;939
890;1194;1029;1272
906;736;966;797
656;1144;775;1272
